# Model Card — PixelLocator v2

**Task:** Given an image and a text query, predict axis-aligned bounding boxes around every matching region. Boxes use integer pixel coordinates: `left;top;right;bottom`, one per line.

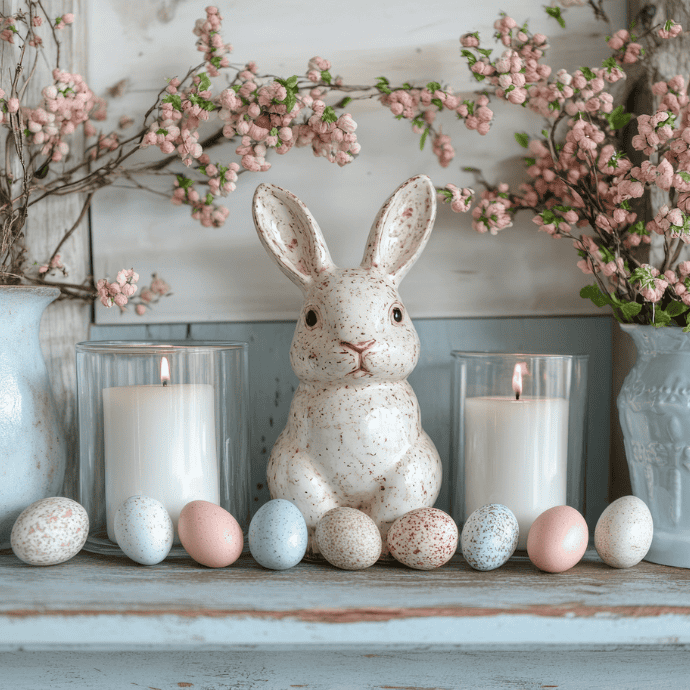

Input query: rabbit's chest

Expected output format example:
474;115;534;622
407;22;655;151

290;383;419;470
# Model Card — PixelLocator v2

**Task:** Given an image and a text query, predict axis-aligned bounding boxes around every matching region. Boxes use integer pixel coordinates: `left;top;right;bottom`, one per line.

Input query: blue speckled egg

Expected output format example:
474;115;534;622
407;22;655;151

114;496;173;566
461;504;519;571
249;499;308;570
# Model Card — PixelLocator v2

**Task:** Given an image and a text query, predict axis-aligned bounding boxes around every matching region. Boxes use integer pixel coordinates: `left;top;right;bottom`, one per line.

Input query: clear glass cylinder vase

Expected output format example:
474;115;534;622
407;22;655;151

451;352;588;550
76;341;249;557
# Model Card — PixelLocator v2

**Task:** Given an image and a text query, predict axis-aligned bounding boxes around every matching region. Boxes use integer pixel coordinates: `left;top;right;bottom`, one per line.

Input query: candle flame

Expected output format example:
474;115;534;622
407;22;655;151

512;362;529;399
160;356;170;386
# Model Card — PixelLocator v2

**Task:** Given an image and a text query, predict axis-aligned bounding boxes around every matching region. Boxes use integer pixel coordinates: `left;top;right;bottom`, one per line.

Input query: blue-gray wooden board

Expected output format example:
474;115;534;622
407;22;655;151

89;316;613;533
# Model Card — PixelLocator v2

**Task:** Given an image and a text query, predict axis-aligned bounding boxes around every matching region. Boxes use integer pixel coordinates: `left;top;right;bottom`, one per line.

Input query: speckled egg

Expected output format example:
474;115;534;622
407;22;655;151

114;496;173;566
387;507;458;570
11;497;88;566
527;505;588;573
461;504;519;571
315;507;382;570
595;495;653;568
178;500;244;568
249;499;308;570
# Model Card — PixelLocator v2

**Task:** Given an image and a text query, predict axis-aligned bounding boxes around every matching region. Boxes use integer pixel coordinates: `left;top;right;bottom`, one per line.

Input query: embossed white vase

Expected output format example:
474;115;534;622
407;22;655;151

0;286;67;547
618;323;690;568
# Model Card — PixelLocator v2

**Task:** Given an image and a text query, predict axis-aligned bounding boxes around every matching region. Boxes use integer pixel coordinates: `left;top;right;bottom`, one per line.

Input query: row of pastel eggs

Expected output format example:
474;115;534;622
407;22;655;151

9;493;653;572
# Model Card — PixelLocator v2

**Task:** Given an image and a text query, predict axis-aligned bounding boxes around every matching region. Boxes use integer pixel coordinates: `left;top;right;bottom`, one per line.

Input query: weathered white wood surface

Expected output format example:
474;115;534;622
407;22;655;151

1;549;689;651
2;649;690;689
88;0;626;324
0;0;92;498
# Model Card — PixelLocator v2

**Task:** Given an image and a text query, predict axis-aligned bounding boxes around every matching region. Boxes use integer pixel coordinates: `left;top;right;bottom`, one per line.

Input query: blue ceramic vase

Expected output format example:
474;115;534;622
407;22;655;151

618;323;690;568
0;286;67;547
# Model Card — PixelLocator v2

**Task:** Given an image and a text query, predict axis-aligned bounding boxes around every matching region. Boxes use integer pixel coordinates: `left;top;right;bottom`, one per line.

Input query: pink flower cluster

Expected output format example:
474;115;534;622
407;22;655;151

37;254;64;276
171;174;230;227
471;185;514;235
97;269;139;309
22;70;103;161
193;6;232;77
607;30;643;64
439;184;474;212
133;274;171;316
659;21;682;39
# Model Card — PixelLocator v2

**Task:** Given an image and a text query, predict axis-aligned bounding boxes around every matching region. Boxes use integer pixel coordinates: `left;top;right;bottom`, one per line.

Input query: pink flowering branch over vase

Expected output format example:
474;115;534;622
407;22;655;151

438;12;690;329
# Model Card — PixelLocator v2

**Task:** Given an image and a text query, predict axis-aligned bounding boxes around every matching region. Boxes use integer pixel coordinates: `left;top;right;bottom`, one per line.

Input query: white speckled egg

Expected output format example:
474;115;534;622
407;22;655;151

11;497;89;566
461;504;519;571
595;495;653;568
249;499;308;570
315;507;382;570
387;507;458;570
114;496;173;565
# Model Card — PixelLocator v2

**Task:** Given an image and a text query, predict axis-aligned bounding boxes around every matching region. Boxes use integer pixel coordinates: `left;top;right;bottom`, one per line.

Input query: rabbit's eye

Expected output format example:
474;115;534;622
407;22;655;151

392;307;403;324
305;309;318;327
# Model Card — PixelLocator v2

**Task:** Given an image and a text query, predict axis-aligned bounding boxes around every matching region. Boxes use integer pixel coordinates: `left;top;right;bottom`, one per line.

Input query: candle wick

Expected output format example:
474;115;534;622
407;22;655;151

515;392;520;401
163;380;168;387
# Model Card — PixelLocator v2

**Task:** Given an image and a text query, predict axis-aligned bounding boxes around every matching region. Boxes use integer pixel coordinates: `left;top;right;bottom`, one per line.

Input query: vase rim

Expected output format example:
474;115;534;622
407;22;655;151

451;351;589;359
76;340;248;354
0;284;61;297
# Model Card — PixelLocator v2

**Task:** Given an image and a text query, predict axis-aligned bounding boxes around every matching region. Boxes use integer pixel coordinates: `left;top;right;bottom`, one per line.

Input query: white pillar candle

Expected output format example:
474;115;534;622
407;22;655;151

103;371;219;543
464;395;568;549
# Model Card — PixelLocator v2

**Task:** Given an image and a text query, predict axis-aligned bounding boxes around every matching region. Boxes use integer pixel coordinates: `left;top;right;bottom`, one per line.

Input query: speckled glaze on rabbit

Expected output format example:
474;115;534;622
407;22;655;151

252;174;442;560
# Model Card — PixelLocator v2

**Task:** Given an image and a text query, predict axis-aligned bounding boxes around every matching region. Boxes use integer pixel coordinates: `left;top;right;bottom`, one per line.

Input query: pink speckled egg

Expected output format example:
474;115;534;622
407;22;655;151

388;507;458;570
316;507;382;570
178;500;243;568
11;497;88;566
527;505;588;573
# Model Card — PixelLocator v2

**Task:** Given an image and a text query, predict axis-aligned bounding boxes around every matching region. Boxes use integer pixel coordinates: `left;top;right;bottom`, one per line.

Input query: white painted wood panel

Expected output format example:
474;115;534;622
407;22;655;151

88;0;626;323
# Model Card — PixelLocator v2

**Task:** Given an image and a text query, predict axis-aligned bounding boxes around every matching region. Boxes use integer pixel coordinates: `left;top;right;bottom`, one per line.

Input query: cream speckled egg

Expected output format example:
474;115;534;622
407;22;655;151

388;507;458;570
316;507;382;570
527;505;588;573
595;495;653;568
461;504;519;571
249;499;307;570
11;497;88;566
114;496;173;565
178;500;244;568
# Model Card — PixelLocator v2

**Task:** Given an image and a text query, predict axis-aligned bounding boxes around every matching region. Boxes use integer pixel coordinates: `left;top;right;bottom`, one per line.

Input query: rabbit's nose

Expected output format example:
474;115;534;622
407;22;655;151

340;339;376;354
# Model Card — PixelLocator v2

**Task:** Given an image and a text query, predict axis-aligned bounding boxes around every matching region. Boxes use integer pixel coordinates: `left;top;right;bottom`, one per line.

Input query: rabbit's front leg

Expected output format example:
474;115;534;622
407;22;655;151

267;434;342;556
366;431;442;555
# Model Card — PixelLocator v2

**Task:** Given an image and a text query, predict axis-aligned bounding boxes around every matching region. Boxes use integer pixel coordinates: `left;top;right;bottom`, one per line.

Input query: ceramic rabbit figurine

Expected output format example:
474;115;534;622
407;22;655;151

252;174;442;559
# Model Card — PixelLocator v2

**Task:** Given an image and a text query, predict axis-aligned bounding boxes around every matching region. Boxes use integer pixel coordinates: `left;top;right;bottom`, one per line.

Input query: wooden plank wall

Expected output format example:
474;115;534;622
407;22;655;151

90;315;613;532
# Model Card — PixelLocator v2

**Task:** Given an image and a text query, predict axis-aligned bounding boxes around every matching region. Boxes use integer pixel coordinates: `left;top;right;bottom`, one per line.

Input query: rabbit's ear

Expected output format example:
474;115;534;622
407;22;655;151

360;174;436;285
253;183;335;291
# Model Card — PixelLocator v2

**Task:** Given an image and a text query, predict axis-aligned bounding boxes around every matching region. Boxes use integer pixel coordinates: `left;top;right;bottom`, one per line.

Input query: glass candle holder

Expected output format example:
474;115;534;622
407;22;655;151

451;352;588;550
76;341;249;557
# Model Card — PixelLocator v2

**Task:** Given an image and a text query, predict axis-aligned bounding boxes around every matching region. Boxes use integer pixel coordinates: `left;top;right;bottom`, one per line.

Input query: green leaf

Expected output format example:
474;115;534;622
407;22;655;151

541;128;549;138
473;74;486;82
320;70;332;84
580;284;611;308
205;193;214;205
665;19;675;31
269;127;279;137
544;6;565;28
420;127;430;151
162;94;183;111
156;128;169;136
402;82;413;90
461;49;477;66
176;174;194;190
431;98;444;110
477;48;493;57
339;96;352;107
602;56;619;73
653;308;673;327
286;75;299;88
679;171;690;182
210;56;223;69
524;157;536;166
620;199;631;210
426;81;442;93
321;106;338;124
197;72;212;92
666;301;689;318
581;66;596;81
188;94;215;111
617;301;643;321
606;105;632;131
514;132;530;148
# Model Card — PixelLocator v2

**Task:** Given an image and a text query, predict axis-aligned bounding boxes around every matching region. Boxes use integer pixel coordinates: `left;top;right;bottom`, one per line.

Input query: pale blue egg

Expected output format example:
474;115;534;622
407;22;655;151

249;499;308;570
461;503;519;571
114;495;173;566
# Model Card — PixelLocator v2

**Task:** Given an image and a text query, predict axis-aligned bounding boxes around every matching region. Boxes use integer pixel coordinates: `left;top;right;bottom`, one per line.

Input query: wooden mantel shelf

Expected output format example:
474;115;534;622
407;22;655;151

2;548;689;652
